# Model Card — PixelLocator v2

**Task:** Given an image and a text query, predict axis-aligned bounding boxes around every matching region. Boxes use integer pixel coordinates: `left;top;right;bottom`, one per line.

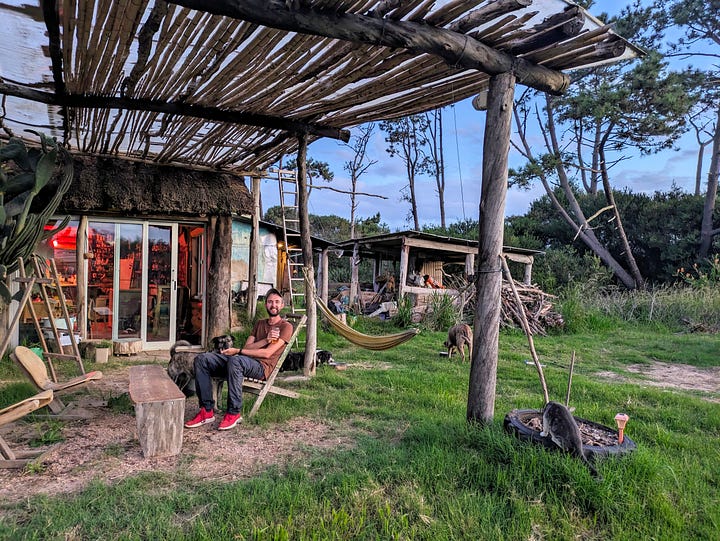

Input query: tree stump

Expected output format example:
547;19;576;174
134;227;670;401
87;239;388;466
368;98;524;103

113;339;143;356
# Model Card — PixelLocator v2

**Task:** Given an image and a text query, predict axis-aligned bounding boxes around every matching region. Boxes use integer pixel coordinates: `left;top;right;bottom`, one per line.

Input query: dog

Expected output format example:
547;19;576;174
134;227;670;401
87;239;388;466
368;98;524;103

282;349;334;372
167;335;233;404
444;323;473;362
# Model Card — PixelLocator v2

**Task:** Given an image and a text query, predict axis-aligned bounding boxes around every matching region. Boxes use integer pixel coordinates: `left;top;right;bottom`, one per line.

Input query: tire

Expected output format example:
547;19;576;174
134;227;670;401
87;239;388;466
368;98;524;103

503;408;637;458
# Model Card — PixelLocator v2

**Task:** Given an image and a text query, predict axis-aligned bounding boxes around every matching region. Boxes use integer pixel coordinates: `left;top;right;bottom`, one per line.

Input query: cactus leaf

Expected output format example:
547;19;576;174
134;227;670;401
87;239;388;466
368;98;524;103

0;138;29;168
4;172;36;197
34;149;58;192
4;191;31;219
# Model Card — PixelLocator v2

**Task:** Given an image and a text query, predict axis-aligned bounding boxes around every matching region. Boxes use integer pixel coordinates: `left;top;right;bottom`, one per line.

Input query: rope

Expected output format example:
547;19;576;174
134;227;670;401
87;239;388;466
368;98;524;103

451;102;466;221
315;297;419;351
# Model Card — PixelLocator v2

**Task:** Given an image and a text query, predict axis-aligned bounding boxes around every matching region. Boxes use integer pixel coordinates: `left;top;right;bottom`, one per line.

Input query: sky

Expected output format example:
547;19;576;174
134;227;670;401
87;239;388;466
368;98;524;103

259;0;709;234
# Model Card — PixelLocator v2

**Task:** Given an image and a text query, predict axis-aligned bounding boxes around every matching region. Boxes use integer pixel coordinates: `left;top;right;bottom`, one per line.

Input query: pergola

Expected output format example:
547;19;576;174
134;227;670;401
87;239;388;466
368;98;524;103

1;0;639;423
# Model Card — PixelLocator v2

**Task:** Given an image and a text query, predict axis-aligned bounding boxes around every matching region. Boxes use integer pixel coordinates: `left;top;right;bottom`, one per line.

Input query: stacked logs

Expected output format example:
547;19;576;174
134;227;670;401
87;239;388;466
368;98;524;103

447;275;564;335
499;280;564;335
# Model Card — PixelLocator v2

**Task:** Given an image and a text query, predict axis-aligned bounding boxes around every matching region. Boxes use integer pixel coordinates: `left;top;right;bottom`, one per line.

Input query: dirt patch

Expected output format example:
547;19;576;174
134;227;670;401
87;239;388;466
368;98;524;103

596;361;720;399
0;365;355;507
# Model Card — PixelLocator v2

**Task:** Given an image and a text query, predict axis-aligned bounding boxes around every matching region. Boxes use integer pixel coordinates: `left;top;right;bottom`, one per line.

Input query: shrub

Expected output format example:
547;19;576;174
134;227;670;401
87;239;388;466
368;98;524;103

422;292;460;331
393;295;414;329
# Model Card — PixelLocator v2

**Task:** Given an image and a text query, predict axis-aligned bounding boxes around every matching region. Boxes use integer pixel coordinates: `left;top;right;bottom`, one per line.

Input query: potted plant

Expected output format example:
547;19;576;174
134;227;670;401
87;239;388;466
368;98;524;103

95;340;113;363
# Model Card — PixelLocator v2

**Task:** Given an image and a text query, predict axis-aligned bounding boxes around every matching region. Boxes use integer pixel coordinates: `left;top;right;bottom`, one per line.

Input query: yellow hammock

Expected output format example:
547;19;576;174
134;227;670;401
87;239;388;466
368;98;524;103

315;296;419;351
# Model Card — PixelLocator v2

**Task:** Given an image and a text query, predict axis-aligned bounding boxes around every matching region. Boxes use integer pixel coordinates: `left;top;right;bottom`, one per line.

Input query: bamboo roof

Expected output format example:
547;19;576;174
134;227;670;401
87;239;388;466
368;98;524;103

0;0;639;173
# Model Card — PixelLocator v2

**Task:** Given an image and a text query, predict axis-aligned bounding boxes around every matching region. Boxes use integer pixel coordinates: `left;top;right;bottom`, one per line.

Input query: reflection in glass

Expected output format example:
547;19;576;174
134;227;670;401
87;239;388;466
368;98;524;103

117;223;142;339
147;225;171;342
87;222;115;339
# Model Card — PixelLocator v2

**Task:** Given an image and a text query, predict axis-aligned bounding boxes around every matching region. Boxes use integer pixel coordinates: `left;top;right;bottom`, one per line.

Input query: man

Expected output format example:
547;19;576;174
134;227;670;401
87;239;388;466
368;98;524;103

185;288;293;430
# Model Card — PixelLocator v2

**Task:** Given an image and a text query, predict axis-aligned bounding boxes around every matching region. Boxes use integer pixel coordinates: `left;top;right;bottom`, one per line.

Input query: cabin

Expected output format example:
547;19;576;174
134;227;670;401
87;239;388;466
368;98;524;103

334;231;542;319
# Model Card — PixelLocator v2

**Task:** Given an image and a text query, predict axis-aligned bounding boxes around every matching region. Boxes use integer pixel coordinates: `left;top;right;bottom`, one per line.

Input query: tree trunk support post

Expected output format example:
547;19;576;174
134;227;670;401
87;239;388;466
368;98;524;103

247;175;261;321
398;239;410;299
468;71;516;425
350;241;360;311
318;247;329;303
206;215;232;343
297;133;317;376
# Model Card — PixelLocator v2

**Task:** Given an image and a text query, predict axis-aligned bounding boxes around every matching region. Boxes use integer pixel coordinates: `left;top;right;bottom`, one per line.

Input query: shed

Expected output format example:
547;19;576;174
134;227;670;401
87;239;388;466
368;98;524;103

334;230;542;313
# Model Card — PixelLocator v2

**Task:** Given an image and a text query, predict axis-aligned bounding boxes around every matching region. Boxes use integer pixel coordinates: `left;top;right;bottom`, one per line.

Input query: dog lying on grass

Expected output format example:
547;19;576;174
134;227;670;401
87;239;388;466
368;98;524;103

282;350;334;372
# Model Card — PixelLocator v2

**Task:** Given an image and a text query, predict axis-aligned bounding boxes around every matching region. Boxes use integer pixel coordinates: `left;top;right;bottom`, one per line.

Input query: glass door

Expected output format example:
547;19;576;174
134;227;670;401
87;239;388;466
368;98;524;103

145;223;177;348
116;223;143;340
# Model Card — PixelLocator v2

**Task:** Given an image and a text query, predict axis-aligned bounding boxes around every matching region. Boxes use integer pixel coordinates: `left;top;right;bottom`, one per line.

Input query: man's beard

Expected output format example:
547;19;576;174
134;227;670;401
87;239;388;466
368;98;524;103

267;306;280;316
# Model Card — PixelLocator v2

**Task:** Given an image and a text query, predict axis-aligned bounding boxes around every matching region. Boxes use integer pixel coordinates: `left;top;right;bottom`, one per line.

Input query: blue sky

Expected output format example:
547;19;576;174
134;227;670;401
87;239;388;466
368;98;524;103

260;0;705;233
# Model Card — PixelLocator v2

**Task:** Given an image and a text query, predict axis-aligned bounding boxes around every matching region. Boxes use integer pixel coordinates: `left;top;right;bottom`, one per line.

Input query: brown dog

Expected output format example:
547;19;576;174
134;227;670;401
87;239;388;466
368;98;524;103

444;323;473;362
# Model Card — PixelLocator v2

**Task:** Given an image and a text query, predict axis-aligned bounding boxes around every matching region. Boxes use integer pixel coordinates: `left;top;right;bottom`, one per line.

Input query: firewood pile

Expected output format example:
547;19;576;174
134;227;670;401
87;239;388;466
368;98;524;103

445;275;564;335
500;281;565;335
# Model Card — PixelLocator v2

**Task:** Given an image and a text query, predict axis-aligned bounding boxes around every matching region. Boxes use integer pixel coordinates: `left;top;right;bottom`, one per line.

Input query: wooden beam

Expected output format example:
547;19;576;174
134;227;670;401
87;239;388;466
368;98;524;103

447;0;532;33
169;0;570;95
403;236;477;254
504;253;533;265
0;81;350;142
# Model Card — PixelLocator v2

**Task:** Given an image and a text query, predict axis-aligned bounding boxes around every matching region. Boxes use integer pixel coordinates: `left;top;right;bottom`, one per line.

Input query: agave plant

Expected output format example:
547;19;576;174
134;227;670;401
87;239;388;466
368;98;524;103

0;131;73;306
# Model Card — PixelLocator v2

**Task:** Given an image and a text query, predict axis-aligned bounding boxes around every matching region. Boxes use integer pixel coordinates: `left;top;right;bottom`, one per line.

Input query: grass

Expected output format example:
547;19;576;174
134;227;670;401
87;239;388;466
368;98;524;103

1;318;719;539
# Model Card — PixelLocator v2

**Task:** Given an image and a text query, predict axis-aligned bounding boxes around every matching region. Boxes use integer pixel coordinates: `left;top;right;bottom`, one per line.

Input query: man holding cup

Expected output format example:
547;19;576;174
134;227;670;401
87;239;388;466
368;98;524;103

185;288;293;430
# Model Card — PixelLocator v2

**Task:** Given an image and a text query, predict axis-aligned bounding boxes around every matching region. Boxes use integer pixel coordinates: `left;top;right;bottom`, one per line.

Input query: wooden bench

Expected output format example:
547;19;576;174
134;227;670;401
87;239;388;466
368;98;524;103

128;365;185;458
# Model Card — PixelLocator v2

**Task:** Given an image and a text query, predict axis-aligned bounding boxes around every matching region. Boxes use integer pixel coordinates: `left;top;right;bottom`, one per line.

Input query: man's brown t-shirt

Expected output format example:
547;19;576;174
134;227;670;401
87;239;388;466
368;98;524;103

251;318;294;378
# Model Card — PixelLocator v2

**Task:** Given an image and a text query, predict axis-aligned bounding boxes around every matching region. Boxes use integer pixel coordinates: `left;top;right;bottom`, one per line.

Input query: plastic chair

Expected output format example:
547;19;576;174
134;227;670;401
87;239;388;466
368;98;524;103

0;390;54;468
10;346;103;415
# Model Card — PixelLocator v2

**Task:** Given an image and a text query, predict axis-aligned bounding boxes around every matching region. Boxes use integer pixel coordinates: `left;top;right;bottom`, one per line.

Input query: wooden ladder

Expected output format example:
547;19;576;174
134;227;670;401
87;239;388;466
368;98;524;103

3;256;85;380
277;168;306;315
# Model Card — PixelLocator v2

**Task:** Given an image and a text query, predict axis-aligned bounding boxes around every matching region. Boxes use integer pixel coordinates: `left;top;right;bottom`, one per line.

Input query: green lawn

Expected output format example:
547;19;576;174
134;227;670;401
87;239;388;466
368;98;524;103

1;321;718;540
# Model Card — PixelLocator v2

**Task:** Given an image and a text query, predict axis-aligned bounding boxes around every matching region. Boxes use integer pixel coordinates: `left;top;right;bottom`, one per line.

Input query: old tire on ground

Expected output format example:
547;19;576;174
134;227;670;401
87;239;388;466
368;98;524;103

503;408;637;459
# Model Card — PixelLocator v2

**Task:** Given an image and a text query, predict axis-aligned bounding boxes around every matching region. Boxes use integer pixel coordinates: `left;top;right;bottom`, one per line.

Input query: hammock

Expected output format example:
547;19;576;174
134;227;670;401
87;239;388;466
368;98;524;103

315;296;419;350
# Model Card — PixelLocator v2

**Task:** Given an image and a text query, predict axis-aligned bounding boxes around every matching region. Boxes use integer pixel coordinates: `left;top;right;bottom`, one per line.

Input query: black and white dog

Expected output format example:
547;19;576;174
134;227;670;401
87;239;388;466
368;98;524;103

167;335;233;401
281;349;334;372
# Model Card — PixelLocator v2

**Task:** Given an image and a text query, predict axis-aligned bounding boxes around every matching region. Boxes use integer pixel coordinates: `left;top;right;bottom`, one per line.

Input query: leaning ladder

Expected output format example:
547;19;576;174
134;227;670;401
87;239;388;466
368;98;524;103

277;168;306;315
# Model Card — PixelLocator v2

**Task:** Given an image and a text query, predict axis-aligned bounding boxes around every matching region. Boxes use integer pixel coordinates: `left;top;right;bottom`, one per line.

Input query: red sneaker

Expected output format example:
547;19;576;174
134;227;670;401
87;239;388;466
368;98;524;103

184;408;215;428
218;412;242;430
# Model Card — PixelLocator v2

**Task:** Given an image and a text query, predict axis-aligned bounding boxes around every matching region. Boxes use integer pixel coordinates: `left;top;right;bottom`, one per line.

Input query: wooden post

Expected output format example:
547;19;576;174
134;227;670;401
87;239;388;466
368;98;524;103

523;260;533;285
297;133;317;376
465;252;475;278
77;216;88;340
205;215;232;343
319;247;329;303
467;71;516;425
350;240;360;311
247;176;261;320
398;238;410;299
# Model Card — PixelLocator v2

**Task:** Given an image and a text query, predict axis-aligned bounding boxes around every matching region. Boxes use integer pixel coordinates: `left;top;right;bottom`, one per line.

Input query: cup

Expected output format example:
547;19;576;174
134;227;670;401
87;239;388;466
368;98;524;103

268;326;279;343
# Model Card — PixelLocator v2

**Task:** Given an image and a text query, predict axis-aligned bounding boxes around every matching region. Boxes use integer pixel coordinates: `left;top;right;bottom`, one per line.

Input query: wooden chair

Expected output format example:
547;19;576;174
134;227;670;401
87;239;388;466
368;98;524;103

0;390;54;468
10;346;103;415
214;315;306;418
